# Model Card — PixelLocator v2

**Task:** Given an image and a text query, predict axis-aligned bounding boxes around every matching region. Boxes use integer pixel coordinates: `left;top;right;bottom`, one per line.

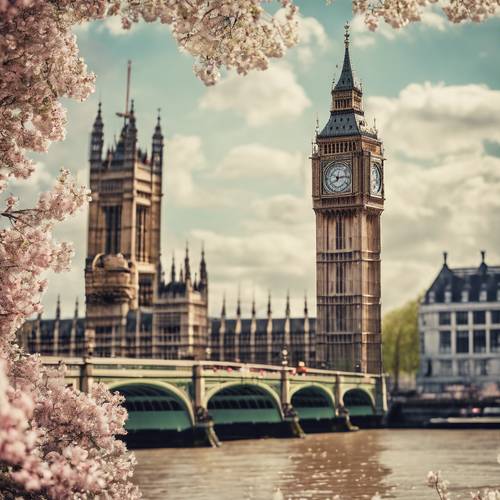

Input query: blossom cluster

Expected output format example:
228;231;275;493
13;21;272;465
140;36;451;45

0;170;91;350
0;353;141;498
352;0;499;31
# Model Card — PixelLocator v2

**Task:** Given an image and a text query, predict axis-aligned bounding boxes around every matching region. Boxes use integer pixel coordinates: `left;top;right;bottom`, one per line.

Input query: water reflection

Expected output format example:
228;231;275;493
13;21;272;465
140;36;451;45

133;430;500;500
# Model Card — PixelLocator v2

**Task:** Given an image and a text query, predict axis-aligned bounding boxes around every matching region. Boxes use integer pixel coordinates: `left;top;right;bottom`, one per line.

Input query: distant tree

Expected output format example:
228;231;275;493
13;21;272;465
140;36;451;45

382;298;419;393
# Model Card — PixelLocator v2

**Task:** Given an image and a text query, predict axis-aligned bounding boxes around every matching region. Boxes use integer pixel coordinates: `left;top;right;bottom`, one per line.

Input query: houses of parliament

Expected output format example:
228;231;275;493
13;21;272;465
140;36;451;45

19;28;385;374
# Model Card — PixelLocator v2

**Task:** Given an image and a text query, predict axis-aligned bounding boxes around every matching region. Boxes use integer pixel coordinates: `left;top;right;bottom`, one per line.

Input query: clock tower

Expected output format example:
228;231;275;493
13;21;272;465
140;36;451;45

312;24;384;373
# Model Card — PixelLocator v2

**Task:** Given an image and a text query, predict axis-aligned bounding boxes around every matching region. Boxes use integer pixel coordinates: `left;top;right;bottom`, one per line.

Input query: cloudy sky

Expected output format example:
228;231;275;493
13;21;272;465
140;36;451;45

26;1;500;319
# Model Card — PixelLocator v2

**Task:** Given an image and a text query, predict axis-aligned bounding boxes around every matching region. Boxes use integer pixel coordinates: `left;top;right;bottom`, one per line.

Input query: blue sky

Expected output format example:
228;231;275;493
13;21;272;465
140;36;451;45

26;1;500;319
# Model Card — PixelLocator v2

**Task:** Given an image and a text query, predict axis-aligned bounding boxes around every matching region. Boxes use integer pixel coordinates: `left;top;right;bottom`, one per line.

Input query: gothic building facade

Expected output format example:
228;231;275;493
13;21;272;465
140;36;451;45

19;28;383;374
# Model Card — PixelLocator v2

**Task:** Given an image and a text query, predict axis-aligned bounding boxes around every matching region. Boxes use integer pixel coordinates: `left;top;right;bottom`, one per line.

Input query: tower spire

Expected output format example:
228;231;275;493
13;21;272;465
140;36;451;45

221;293;226;318
90;101;104;164
333;22;359;92
236;286;241;317
74;296;79;319
55;295;61;321
199;243;207;286
151;107;164;170
267;291;272;317
184;242;191;281
304;293;309;317
171;254;176;282
285;290;291;317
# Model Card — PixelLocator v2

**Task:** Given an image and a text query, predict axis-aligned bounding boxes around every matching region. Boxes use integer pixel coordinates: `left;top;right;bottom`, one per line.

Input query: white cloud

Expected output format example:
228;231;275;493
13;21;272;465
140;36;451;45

367;82;500;160
165;134;205;204
295;15;330;65
199;63;310;127
381;153;500;309
214;144;303;181
420;10;448;31
274;10;330;66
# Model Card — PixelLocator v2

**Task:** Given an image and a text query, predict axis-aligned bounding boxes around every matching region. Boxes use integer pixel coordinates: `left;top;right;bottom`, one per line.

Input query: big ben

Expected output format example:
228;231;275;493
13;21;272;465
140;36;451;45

312;24;384;374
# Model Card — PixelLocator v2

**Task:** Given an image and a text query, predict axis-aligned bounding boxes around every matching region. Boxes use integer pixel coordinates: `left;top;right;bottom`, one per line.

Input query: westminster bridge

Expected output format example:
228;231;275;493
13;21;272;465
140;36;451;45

41;356;387;446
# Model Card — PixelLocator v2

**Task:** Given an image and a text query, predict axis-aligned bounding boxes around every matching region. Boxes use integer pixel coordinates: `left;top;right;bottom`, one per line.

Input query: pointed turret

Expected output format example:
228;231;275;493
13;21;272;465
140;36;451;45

199;244;208;294
284;291;291;357
179;265;184;282
266;291;273;364
221;293;226;318
171;254;176;283
90;102;104;166
55;295;61;321
184;243;191;282
235;288;242;362
151;109;164;171
71;297;79;357
124;99;137;162
250;292;257;363
219;293;226;361
236;290;241;317
303;293;311;365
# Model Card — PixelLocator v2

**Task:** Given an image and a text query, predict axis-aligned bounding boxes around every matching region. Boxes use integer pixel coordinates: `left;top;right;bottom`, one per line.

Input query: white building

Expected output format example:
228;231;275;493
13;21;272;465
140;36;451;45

417;251;500;394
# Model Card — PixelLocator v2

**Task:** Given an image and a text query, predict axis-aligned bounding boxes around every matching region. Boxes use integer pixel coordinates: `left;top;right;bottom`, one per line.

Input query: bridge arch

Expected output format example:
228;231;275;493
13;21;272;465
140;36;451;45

290;384;336;421
342;388;375;416
205;382;283;425
109;380;194;431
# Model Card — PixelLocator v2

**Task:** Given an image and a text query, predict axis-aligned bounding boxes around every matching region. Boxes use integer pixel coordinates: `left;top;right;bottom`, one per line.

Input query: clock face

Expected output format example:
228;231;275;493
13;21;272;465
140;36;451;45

323;162;352;194
371;163;382;195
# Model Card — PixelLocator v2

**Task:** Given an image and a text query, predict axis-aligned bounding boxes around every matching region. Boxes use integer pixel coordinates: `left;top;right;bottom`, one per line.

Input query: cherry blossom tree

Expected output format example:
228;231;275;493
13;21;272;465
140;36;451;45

1;0;498;498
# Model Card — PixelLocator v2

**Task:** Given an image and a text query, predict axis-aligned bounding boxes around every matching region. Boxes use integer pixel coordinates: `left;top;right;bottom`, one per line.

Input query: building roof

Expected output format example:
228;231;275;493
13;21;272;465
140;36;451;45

318;110;377;139
423;253;500;304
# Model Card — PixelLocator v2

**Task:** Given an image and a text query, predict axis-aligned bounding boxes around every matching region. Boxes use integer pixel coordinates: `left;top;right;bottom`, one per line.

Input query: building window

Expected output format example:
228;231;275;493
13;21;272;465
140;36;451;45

473;330;486;353
424;359;432;377
439;360;453;376
439;312;451;325
429;292;435;304
490;310;500;324
135;205;149;262
479;289;487;302
456;311;468;325
461;290;469;302
103;205;122;254
457;359;469;376
490;329;500;352
473;311;486;324
475;359;489;376
439;331;451;353
444;290;452;303
456;331;469;353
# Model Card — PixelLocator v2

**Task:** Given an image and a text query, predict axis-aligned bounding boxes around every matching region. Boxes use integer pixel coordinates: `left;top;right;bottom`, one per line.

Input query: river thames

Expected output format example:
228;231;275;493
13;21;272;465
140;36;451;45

133;429;500;499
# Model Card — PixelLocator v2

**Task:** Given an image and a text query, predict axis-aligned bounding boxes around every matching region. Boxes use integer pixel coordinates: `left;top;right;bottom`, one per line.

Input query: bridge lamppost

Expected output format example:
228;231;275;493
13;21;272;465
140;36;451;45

281;347;288;368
